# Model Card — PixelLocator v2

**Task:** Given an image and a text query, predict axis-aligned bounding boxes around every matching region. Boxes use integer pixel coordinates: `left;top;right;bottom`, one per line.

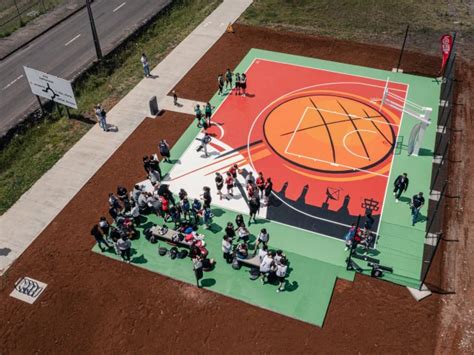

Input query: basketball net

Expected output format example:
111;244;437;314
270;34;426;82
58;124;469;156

380;78;432;156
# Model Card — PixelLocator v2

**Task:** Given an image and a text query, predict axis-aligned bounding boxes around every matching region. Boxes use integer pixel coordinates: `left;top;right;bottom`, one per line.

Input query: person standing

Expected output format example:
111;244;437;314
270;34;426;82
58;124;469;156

254;228;270;252
264;177;273;206
172;90;178;106
275;257;288;293
256;172;265;198
204;102;214;127
117;235;132;263
199;133;212;157
222;236;233;263
225;172;234;198
217;74;224;95
95;104;108;132
90;224;111;252
234;73;241;95
192;255;204;288
191;198;202;224
158;139;171;163
194;104;203;127
148;154;162;179
248;196;260;225
225;68;233;90
141;53;150;77
393;173;409;202
260;251;274;284
215;172;224;200
201;186;212;209
411;192;425;226
241;73;247;96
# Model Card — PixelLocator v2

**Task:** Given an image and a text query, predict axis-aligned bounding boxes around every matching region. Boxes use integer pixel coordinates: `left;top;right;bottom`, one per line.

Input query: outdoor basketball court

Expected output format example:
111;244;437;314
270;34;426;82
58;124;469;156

95;49;441;326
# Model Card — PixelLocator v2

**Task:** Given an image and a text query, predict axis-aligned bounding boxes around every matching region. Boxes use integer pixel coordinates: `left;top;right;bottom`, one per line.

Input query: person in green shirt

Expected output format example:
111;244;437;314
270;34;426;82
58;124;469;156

194;104;203;128
204;102;214;127
225;68;233;90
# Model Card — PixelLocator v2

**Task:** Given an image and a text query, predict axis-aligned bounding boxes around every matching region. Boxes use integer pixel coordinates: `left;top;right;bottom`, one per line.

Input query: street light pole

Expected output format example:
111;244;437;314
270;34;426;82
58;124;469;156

85;0;103;60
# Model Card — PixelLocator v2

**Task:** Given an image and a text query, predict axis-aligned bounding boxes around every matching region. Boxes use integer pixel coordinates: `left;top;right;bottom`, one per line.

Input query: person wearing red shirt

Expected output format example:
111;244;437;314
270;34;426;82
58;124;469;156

228;164;238;187
256;172;265;199
225;172;234;198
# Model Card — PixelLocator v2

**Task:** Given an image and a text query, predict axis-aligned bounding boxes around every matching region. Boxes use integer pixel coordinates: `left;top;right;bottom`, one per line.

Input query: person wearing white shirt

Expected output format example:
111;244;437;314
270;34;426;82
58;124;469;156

259;251;274;284
221;236;233;263
276;257;288;293
254;228;270;253
257;244;268;262
131;203;140;225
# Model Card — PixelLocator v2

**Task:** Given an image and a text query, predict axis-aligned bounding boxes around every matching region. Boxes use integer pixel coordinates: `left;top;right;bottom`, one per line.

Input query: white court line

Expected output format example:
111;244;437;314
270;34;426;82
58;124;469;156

2;74;23;90
64;34;81;46
285;151;389;178
304;106;400;128
256;57;408;92
373;84;410;248
113;2;126;12
284;107;309;154
342;129;376;160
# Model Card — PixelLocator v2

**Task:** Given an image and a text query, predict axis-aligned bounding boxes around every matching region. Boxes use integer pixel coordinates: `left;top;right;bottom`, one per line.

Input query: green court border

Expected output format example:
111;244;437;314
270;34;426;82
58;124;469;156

94;49;441;326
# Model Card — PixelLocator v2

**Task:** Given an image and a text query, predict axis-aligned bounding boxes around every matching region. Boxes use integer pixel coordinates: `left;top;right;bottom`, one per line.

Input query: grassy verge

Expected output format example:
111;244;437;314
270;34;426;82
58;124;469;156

0;0;222;215
240;0;474;58
0;0;67;38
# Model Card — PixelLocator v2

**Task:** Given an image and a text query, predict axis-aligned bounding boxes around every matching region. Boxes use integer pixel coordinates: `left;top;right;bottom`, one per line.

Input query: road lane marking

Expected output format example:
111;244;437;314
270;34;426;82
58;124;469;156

2;75;23;90
65;34;81;46
113;2;126;12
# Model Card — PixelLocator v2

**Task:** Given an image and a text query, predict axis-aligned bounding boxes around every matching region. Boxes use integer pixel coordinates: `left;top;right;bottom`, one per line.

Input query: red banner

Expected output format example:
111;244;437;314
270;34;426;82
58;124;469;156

440;34;453;74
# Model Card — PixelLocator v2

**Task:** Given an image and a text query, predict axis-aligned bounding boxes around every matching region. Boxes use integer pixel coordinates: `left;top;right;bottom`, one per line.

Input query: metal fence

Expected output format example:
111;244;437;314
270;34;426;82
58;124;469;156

0;0;47;32
418;32;457;290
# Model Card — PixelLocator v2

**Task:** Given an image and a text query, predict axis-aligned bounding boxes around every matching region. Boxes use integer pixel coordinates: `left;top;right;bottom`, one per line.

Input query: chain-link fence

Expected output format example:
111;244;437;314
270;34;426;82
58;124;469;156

0;0;65;37
418;32;457;290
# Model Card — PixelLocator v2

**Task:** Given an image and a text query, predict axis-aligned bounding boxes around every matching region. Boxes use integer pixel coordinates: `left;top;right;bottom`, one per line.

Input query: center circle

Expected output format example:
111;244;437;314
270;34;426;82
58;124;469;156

262;93;396;174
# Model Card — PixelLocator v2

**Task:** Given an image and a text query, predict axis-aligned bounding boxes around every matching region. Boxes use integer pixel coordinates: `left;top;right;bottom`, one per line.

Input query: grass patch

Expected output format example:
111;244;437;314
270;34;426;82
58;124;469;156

240;0;474;57
0;0;222;215
0;0;67;38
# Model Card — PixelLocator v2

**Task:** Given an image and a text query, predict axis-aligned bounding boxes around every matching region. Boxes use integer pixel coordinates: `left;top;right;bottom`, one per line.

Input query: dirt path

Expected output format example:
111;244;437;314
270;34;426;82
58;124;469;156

435;59;474;354
1;25;469;353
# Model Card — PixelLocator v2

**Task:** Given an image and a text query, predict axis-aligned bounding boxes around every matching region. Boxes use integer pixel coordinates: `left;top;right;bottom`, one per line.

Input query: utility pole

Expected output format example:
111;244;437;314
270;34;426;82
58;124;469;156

85;0;102;60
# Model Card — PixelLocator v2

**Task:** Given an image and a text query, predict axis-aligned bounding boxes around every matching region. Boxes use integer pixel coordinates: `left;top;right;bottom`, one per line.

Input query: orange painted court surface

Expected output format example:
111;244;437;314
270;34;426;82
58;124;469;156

206;58;408;237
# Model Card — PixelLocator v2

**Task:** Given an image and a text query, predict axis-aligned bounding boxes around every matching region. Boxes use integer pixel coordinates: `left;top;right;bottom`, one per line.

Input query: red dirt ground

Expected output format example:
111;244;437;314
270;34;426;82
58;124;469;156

0;24;471;353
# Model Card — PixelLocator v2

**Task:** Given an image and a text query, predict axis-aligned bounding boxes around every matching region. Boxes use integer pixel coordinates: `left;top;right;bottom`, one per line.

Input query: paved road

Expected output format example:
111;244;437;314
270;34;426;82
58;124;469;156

0;0;171;137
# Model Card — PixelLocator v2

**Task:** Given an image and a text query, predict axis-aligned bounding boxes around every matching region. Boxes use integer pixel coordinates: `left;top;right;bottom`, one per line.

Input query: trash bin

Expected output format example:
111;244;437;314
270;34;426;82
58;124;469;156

149;96;159;116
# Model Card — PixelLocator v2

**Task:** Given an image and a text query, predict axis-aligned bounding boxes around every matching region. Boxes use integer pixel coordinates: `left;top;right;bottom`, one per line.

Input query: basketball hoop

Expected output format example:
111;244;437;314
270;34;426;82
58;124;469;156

380;78;432;156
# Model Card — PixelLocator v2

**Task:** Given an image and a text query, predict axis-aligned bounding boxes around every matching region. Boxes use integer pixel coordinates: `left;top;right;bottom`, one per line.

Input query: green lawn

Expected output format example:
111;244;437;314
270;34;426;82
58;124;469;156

240;0;474;58
0;0;222;215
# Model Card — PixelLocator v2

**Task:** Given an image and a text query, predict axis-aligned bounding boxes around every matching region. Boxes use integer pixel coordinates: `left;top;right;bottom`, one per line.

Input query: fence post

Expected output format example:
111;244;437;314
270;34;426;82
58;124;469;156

419;180;448;289
396;25;409;71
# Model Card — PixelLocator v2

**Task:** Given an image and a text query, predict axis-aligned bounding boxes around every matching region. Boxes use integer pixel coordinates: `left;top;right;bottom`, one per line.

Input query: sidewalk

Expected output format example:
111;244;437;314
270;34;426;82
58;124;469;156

0;0;253;275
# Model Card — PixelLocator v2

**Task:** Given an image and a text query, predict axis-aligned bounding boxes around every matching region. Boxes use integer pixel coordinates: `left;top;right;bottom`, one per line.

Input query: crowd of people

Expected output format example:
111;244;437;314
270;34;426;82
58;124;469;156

90;140;288;291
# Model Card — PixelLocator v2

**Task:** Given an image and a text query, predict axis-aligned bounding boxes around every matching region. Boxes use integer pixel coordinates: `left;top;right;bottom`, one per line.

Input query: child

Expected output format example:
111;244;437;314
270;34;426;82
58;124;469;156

194;104;203;128
217;74;224;95
172;90;178;105
192;198;202;224
204;102;214;127
215;172;224;200
225;68;233;90
241;73;247;96
276;257;288;293
203;207;213;230
234;73;241;95
225;172;234;197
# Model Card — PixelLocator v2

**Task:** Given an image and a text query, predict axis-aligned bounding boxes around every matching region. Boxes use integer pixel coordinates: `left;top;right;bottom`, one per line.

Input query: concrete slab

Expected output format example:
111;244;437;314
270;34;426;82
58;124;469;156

407;284;432;301
160;96;206;115
0;0;254;276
